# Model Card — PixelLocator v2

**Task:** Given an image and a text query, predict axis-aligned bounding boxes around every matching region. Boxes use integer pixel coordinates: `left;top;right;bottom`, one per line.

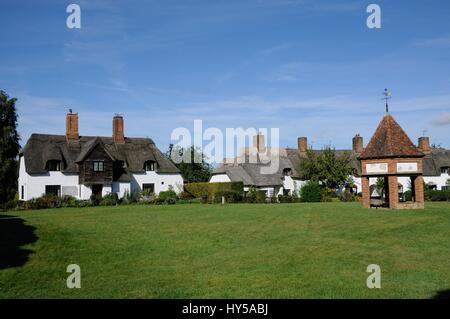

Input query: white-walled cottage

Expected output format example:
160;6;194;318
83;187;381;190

18;112;183;201
210;132;450;197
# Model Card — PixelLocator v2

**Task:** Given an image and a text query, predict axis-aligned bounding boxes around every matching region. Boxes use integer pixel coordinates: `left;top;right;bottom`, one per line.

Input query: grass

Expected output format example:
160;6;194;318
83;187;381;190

1;202;450;298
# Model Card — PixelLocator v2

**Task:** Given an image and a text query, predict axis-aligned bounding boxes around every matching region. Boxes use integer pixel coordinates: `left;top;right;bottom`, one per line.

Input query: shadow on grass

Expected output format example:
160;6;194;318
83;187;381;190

431;289;450;299
0;214;38;269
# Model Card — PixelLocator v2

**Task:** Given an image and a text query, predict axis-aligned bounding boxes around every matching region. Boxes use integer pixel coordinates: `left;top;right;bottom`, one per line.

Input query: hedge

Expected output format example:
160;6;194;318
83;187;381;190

184;182;244;200
425;189;450;201
300;181;322;202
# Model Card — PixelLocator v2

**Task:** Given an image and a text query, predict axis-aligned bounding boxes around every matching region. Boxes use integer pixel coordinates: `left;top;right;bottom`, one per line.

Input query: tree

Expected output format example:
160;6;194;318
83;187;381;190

166;144;212;183
299;146;355;189
0;90;20;206
375;177;385;198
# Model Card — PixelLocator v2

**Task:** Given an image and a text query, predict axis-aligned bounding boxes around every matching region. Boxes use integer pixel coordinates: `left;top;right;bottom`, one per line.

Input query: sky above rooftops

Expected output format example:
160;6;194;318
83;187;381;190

1;0;450;158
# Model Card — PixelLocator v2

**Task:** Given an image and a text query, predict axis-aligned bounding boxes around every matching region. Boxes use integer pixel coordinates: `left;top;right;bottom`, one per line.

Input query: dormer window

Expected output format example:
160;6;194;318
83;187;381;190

46;160;61;171
93;161;104;172
441;167;450;174
144;160;156;171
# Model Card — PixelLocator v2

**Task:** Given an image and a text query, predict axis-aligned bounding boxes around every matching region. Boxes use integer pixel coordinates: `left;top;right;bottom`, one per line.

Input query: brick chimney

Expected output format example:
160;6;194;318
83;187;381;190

113;115;125;144
352;134;364;154
298;137;307;156
418;136;430;154
66;111;79;142
253;133;266;153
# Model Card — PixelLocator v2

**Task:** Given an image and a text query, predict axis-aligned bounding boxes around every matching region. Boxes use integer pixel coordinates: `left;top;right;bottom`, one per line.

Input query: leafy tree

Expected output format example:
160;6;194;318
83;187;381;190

375;177;386;198
299;146;355;189
166;144;212;183
0;90;20;206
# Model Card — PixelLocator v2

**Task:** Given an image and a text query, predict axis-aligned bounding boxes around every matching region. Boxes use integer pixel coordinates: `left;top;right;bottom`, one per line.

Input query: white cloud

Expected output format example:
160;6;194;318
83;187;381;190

414;35;450;47
432;112;450;126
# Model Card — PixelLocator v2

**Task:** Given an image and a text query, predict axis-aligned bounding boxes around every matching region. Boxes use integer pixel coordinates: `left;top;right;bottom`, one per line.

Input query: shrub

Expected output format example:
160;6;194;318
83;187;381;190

255;190;266;203
404;190;412;201
321;187;336;202
425;189;450;201
122;190;141;204
165;197;176;205
339;190;356;202
24;194;62;210
269;195;278;204
178;191;194;200
278;194;294;203
1;199;19;211
213;190;243;203
300;181;322;202
100;193;119;206
158;190;177;201
185;182;244;200
90;194;101;206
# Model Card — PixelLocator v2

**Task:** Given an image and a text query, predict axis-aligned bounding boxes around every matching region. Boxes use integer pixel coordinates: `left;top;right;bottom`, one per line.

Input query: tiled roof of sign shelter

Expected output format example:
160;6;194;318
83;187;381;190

359;114;424;159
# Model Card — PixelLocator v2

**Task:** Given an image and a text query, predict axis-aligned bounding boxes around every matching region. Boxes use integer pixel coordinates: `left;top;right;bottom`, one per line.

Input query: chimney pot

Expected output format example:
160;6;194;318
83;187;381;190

298;137;307;156
113;115;125;144
66;111;79;142
418;137;430;154
352;134;364;154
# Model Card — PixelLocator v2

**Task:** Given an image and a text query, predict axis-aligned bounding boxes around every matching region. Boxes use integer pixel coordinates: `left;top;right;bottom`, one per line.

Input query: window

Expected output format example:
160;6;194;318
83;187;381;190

45;185;61;196
144;161;156;171
142;183;155;193
46;160;61;171
93;161;104;172
441;167;450;174
283;168;292;176
21;185;24;200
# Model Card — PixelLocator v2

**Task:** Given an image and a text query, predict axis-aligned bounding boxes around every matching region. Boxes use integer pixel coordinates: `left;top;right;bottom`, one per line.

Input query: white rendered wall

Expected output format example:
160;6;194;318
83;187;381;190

209;174;232;183
130;171;184;194
80;184;92;200
18;156;80;201
112;182;131;198
424;173;449;190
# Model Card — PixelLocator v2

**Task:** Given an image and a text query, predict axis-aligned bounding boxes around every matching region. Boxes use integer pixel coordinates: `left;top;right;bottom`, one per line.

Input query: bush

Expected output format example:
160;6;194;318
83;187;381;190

158;190;177;201
300;181;322;202
339;190;357;202
122;190;141;204
185;182;244;201
1;199;19;211
90;194;101;206
321;187;336;202
278;194;294;203
164;197;176;205
255;190;266;203
23;194;62;210
425;189;450;201
178;191;194;200
404;190;412;201
213;190;243;203
100;193;119;206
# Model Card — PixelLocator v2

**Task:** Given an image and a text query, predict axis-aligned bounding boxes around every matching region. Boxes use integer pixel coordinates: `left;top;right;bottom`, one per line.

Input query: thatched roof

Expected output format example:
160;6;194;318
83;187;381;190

212;146;450;186
359;114;424;159
212;149;360;187
20;134;180;175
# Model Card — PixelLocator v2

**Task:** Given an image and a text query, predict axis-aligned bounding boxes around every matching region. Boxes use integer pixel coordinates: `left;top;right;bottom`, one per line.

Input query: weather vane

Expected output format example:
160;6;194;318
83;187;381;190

382;88;392;113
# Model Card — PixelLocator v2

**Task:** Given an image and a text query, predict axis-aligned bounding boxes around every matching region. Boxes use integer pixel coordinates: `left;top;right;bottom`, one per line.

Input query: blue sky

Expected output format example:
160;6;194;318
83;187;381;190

1;0;450;158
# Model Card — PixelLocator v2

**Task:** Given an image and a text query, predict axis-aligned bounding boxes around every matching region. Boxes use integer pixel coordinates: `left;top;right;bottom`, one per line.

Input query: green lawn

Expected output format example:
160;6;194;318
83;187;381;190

1;202;450;298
